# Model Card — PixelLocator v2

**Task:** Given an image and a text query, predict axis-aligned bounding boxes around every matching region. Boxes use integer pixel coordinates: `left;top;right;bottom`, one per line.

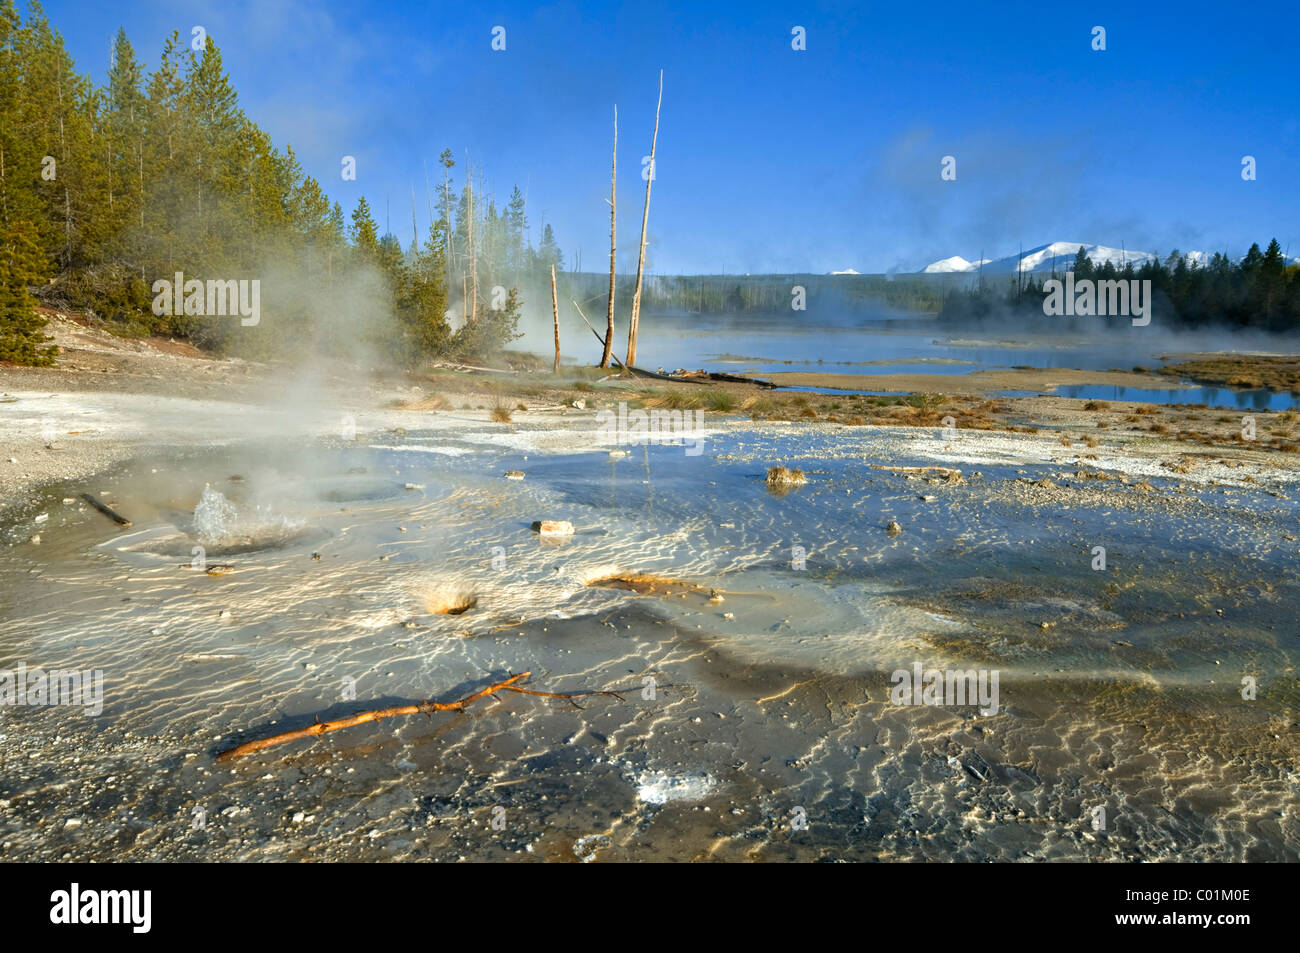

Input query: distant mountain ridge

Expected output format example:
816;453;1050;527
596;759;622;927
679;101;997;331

917;241;1298;275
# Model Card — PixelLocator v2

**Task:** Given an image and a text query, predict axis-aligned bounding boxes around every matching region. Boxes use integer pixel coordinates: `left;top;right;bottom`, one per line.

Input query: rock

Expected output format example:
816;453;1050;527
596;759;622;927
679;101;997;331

403;483;424;490
504;470;525;480
766;465;807;488
532;520;575;537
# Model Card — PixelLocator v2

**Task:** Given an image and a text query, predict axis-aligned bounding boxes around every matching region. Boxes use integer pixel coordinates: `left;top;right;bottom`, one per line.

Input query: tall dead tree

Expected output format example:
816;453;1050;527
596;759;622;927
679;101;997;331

551;264;561;373
467;168;477;325
410;185;419;249
601;105;618;368
626;71;662;368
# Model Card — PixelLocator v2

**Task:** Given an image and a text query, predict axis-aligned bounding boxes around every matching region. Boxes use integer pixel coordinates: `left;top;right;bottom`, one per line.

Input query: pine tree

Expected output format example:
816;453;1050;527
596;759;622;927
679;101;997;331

1072;246;1093;280
536;223;562;280
350;197;379;261
506;184;526;274
0;0;44;233
16;3;100;268
0;216;54;364
101;28;146;259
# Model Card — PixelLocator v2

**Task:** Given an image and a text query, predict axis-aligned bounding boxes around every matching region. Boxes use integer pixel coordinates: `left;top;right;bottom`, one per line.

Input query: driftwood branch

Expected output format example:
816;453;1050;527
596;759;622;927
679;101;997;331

431;360;517;376
217;672;623;761
573;298;632;375
871;465;962;477
82;493;131;526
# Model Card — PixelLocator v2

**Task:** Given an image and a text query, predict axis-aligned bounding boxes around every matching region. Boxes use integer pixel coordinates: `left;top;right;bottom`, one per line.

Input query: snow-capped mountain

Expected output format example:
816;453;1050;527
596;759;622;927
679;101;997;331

922;242;1150;275
922;255;990;274
919;242;1299;275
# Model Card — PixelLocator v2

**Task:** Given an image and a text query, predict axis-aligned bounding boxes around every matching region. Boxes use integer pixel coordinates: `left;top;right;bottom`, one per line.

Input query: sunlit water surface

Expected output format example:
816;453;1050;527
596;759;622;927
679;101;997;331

1;423;1297;861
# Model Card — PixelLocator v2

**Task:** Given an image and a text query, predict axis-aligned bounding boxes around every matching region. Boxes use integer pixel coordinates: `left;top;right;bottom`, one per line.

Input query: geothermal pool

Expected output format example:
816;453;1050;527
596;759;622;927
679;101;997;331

1;420;1297;861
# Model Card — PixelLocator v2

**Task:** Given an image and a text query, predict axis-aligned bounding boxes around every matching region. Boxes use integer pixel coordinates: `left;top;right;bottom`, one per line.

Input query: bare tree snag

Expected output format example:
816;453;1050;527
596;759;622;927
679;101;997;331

551;264;561;373
601;105;617;368
467;169;477;326
626;71;662;368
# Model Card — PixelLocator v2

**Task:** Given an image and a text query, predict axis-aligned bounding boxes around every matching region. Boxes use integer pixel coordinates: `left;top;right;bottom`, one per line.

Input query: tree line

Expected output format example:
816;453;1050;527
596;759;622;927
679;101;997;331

0;1;563;365
939;242;1300;331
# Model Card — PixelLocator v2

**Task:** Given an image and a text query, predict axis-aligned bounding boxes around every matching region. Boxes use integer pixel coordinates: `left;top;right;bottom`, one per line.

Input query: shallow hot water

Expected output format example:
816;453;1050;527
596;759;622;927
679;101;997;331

0;423;1296;861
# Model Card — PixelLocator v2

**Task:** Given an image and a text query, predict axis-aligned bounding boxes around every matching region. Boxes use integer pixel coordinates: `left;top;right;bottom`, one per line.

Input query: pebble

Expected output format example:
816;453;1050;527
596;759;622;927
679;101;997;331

533;520;575;537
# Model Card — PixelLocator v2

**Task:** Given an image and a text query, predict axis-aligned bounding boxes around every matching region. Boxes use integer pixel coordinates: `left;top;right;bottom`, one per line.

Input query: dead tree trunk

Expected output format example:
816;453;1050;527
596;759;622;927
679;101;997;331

601;105;617;368
551;264;561;373
468;171;477;326
626;71;662;368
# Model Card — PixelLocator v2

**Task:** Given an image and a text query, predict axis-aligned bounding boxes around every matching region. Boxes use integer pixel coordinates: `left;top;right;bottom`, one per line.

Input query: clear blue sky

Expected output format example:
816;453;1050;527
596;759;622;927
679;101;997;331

42;0;1300;274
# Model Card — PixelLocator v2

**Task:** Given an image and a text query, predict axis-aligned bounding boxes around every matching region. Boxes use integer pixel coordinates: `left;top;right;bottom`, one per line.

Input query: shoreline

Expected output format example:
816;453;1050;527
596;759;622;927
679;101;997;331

3;312;1298;517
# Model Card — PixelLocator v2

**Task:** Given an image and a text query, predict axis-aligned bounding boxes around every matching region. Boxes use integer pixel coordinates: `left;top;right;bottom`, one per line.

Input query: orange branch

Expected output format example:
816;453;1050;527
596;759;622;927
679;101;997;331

216;673;621;761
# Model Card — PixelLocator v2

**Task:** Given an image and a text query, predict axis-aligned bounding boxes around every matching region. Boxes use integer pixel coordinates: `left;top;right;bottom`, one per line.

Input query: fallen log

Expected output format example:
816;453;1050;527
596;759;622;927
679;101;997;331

871;465;962;477
573;298;632;375
670;368;777;388
430;361;517;376
81;492;131;526
625;365;710;384
703;370;777;388
217;671;623;761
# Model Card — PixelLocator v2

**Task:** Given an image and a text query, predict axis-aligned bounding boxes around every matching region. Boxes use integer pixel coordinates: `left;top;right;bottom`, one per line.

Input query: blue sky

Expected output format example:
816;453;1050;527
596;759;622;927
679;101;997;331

42;0;1300;274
